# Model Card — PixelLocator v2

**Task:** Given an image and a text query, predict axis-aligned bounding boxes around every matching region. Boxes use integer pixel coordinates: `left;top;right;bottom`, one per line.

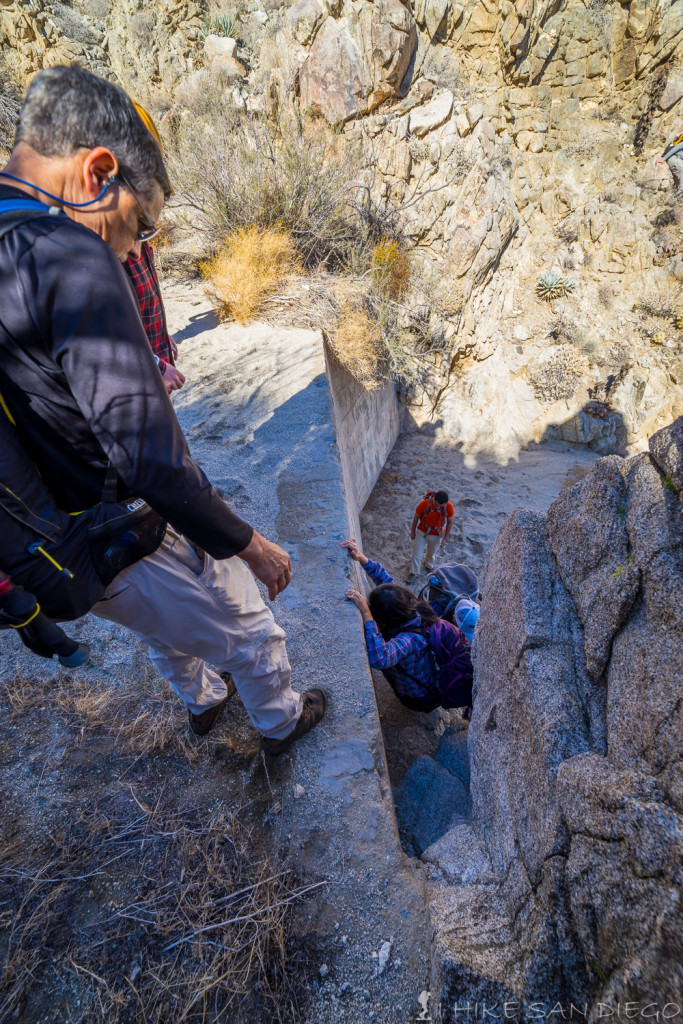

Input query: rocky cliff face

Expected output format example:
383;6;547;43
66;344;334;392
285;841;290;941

420;416;682;1017
2;2;681;1012
3;0;683;456
276;0;683;455
0;0;204;103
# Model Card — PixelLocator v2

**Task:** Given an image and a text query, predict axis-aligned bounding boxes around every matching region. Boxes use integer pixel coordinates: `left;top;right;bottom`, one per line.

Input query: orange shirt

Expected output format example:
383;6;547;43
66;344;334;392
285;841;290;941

415;498;454;535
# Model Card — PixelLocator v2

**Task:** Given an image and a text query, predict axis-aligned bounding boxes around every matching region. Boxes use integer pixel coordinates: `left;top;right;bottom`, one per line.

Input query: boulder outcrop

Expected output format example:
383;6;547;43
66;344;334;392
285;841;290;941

0;0;204;102
2;0;683;454
424;416;683;1016
298;0;417;123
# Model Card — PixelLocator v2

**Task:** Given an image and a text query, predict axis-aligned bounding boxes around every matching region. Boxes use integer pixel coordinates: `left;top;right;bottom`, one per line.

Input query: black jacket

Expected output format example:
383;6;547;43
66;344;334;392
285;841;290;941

0;185;253;559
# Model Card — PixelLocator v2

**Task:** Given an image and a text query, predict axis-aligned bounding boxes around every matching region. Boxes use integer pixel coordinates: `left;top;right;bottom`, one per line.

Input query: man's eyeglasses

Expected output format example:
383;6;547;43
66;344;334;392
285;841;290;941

116;171;161;243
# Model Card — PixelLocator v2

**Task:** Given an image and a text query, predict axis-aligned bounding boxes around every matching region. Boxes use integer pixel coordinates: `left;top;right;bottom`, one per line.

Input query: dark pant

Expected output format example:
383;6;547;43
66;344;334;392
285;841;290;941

395;691;441;713
381;667;441;713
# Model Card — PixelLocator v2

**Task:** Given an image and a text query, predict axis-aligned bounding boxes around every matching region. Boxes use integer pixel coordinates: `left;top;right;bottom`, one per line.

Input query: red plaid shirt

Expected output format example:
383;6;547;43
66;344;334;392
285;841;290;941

124;242;173;373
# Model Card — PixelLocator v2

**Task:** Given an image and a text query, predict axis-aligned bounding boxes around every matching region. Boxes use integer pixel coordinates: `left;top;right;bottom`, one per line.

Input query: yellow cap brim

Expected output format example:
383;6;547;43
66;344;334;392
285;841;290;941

132;100;164;158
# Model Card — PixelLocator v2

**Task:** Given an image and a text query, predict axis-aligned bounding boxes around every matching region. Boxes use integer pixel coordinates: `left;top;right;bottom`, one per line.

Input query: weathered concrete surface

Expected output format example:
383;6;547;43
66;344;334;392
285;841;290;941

325;342;402;530
325;339;402;592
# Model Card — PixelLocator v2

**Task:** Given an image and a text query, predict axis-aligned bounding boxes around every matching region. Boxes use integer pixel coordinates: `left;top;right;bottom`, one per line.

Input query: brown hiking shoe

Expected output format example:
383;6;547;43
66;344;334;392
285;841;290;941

188;673;237;737
261;688;327;757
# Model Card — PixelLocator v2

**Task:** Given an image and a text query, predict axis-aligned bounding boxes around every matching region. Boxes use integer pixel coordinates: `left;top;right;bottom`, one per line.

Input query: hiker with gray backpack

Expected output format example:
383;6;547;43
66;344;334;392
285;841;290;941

418;564;481;643
341;539;473;714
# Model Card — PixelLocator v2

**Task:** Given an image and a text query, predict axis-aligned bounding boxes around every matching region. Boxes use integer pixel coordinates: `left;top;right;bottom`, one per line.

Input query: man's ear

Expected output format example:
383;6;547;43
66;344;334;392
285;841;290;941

80;147;118;199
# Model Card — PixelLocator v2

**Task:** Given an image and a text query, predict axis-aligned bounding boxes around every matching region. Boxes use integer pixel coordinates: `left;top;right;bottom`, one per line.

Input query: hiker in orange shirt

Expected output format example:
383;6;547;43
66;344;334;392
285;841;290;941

408;490;454;580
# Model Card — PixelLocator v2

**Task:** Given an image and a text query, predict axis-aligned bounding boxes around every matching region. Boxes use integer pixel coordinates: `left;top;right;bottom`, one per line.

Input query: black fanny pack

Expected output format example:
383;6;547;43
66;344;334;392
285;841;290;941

87;466;167;588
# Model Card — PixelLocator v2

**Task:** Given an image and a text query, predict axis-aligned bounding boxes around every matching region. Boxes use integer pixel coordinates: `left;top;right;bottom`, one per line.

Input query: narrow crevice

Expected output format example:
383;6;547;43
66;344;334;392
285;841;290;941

358;430;601;860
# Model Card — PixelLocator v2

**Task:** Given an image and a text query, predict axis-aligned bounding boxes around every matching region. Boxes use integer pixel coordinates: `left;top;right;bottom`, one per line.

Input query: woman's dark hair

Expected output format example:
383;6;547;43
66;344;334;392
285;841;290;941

368;583;440;641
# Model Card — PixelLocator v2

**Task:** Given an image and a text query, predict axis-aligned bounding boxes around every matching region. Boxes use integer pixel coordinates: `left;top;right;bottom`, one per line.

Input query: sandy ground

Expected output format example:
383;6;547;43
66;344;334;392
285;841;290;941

360;431;599;785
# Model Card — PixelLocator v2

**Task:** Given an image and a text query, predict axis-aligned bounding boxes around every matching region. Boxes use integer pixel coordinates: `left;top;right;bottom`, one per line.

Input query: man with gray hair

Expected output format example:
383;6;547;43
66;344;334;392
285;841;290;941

0;64;326;755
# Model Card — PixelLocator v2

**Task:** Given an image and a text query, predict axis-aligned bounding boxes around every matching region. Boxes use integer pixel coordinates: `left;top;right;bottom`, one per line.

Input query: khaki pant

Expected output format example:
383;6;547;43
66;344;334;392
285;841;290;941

92;528;302;740
411;530;440;575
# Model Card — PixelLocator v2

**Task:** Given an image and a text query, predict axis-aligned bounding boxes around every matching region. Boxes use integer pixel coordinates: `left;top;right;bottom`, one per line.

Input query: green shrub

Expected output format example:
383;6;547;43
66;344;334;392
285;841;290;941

167;95;377;269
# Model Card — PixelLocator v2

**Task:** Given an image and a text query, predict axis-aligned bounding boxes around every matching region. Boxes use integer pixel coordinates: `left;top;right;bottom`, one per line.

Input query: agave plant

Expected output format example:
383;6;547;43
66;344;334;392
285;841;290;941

563;276;577;294
536;269;564;300
203;12;234;37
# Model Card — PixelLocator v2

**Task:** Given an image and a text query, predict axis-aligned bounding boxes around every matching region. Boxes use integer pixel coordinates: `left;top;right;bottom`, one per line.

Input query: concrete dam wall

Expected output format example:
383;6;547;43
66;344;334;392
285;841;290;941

324;341;402;553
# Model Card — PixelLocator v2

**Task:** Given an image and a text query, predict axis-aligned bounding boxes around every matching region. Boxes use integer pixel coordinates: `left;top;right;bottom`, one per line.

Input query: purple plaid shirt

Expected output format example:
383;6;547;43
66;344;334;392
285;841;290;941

362;559;437;700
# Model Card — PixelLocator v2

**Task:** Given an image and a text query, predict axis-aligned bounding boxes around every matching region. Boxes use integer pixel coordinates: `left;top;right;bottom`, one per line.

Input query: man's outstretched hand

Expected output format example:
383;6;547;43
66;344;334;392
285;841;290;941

239;530;292;600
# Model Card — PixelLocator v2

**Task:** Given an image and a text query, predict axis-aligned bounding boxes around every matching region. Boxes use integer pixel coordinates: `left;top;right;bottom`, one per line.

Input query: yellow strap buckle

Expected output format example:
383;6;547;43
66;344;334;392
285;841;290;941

27;542;74;580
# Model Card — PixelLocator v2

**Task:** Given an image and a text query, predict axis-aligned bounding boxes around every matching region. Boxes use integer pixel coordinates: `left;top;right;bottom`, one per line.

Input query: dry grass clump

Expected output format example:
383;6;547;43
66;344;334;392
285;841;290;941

0;792;324;1022
528;344;587;403
637;286;680;320
0;65;20;152
47;0;98;45
7;665;198;762
0;89;18;152
328;295;384;390
371;240;410;299
325;244;419;389
261;257;462;393
598;284;614;309
202;227;300;323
